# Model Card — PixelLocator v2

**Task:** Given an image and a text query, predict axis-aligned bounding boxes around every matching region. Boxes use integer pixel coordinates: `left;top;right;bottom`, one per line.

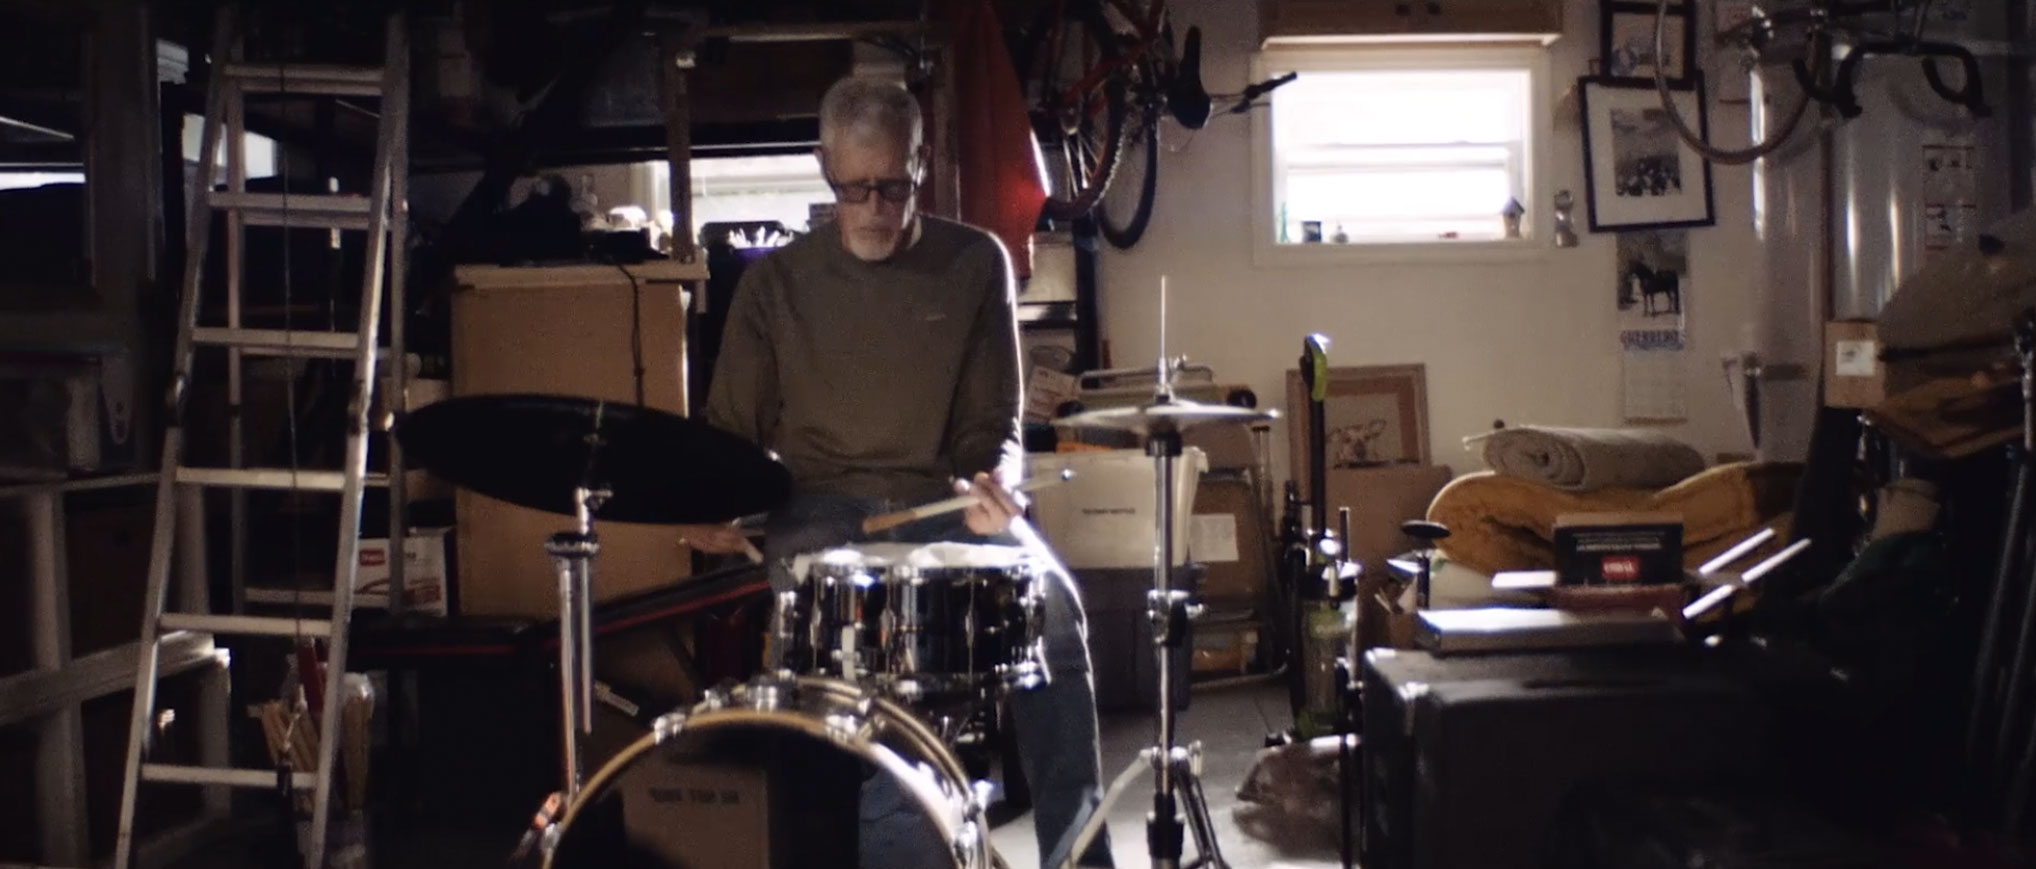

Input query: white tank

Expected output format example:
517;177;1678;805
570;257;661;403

1748;1;2025;460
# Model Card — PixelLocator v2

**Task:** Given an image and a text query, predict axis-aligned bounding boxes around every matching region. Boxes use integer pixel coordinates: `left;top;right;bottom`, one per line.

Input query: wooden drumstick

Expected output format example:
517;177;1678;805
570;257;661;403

860;470;1075;536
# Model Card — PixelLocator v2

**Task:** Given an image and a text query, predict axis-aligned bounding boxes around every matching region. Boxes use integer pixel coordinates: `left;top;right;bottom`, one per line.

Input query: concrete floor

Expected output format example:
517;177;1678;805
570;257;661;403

169;680;1345;869
991;679;1346;869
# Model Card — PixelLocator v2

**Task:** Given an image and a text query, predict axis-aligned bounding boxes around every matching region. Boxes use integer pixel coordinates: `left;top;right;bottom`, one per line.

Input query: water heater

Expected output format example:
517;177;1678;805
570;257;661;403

1748;1;2027;460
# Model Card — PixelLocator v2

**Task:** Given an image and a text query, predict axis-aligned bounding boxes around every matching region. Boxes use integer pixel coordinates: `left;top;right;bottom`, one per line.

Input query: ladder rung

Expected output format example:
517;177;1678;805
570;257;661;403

142;764;318;790
192;327;387;360
208;192;375;231
223;62;385;97
159;613;334;639
174;467;389;492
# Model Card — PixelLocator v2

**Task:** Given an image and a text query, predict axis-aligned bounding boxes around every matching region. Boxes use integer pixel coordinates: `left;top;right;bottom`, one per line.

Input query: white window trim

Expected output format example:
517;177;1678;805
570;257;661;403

1251;43;1554;268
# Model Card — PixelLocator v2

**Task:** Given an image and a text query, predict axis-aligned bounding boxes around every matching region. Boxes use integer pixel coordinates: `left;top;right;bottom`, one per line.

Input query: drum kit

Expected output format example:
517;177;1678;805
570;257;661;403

395;377;1277;869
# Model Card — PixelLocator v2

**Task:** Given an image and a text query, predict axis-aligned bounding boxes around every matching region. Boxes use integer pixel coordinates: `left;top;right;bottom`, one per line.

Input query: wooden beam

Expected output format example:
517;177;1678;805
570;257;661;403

0;632;222;729
662;32;696;265
699;20;928;43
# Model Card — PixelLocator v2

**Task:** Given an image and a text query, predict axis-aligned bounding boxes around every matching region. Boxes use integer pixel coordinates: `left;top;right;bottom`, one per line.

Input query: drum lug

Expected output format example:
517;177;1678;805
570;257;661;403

651;710;689;743
971;779;996;813
699;683;736;713
953;819;986;868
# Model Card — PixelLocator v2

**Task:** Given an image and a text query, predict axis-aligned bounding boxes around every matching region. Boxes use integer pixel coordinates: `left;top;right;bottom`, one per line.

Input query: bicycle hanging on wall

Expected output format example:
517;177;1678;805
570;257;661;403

1010;0;1296;248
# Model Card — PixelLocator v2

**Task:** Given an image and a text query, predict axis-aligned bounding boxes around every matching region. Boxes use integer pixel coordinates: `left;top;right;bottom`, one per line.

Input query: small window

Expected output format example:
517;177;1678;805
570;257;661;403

644;154;833;244
181;113;277;181
1254;45;1549;262
0;171;85;192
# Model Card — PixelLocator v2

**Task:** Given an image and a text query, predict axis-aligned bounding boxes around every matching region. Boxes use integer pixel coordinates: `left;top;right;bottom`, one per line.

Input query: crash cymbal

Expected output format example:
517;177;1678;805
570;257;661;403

1054;399;1278;435
1880;207;2036;356
394;394;790;525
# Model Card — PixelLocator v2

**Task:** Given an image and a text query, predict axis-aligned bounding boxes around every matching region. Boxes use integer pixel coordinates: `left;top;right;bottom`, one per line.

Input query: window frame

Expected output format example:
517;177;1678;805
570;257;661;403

1251;43;1554;267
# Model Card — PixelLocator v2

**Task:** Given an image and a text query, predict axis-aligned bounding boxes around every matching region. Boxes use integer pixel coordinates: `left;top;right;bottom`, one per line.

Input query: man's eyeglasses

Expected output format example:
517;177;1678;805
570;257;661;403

827;175;918;205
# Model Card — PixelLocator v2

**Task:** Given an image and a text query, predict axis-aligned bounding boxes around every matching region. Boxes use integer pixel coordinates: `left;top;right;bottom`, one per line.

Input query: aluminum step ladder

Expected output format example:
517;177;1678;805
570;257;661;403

114;8;410;869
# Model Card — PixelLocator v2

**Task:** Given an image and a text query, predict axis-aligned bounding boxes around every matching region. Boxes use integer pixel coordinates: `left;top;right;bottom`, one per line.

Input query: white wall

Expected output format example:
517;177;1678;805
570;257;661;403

1099;0;1762;484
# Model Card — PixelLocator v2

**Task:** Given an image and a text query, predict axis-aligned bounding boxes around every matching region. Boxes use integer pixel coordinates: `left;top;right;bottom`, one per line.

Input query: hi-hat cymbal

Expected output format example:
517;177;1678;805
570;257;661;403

394;394;791;525
1880;207;2036;356
1055;399;1278;435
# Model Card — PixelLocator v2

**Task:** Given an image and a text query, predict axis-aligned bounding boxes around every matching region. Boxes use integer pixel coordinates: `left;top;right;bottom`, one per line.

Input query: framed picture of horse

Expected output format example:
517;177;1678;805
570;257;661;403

1615;229;1687;346
1578;75;1716;232
1285;364;1431;498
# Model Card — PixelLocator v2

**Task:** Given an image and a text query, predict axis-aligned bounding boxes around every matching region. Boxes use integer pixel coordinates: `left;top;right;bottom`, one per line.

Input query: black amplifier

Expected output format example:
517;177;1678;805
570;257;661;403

1359;647;1775;869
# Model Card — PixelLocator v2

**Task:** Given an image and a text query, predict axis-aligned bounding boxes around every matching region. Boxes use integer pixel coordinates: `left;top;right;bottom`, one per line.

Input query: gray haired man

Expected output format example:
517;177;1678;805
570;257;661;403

676;76;1115;867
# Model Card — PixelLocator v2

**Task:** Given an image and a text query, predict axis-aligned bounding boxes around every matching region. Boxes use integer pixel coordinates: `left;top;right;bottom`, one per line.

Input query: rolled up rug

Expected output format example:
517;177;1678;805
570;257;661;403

1470;426;1707;492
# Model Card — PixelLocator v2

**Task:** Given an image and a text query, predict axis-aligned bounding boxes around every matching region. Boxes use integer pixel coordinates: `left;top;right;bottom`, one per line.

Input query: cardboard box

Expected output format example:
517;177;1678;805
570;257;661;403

1324;464;1456;579
1360;584;1419;653
1027;448;1205;569
1553;512;1684;585
1192;621;1261;675
355;529;451;616
1188;474;1274;606
451;263;700;617
395;376;454;502
1825;320;1885;409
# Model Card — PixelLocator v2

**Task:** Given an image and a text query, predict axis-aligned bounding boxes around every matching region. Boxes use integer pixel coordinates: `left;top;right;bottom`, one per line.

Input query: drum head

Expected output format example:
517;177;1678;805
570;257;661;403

546;678;987;869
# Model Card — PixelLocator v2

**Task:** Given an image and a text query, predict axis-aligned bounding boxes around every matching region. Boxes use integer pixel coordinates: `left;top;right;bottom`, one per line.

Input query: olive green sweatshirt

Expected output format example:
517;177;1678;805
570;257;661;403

703;215;1022;503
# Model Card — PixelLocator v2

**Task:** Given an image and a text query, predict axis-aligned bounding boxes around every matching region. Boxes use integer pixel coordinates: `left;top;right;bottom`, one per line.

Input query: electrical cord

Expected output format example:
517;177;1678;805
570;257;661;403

274;60;309;646
611;262;647;407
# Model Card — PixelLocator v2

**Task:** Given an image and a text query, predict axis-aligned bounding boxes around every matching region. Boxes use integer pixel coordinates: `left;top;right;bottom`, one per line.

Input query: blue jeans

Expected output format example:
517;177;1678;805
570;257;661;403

763;493;1115;868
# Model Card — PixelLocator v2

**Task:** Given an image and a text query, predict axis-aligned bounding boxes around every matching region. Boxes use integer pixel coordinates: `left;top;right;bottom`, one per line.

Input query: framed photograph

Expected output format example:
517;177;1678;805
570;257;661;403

1601;2;1694;84
1285;364;1430;496
1579;76;1716;232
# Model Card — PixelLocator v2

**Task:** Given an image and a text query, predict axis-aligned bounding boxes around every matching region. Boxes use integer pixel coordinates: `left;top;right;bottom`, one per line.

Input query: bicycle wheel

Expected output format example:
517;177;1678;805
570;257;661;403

1015;0;1130;222
1099;102;1159;248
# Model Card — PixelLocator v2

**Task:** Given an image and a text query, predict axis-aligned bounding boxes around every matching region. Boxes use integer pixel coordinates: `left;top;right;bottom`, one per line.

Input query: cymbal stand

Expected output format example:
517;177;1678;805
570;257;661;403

1055;417;1227;869
1992;310;2036;827
505;481;608;868
549;485;607;803
1059;290;1229;866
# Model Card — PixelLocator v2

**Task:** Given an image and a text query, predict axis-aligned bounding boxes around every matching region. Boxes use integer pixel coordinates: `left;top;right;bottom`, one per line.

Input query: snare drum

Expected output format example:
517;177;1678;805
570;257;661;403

778;543;1047;705
544;676;995;869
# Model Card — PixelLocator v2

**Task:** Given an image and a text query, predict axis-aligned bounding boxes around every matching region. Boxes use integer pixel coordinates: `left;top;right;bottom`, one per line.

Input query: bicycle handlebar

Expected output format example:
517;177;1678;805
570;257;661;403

1227;71;1298;114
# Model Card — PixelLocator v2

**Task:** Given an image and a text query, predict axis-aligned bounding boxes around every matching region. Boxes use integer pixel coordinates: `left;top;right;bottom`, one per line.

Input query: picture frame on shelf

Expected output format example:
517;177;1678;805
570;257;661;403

1285;363;1430;498
1601;1;1695;85
1579;75;1717;232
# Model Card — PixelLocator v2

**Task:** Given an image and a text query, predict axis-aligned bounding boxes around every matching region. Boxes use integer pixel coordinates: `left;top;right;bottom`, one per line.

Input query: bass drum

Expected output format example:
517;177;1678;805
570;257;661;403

544;676;1001;869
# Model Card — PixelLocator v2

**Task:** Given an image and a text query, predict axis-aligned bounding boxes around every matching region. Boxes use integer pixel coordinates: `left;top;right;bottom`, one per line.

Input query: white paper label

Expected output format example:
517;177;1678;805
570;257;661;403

1834;340;1877;377
1190;514;1239;563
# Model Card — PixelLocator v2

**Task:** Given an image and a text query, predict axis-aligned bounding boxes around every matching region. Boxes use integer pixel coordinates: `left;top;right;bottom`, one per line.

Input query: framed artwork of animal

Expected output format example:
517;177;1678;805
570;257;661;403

1286;364;1431;498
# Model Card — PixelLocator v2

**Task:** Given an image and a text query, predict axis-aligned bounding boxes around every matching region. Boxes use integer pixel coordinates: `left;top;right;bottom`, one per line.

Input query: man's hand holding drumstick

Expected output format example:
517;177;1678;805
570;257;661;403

676;470;1071;559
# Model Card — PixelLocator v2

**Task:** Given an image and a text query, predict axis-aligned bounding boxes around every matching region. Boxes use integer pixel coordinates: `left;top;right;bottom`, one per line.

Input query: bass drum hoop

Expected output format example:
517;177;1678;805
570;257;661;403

543;676;1003;869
